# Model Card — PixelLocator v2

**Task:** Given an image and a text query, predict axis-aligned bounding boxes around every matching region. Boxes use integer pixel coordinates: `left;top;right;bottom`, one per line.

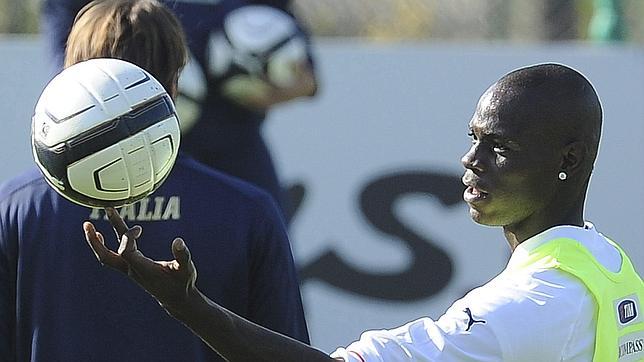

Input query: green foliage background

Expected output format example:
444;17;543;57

0;0;641;43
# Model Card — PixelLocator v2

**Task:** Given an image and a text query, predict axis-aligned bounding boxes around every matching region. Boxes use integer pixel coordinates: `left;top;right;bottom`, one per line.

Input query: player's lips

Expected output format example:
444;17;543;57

462;175;489;203
463;186;488;203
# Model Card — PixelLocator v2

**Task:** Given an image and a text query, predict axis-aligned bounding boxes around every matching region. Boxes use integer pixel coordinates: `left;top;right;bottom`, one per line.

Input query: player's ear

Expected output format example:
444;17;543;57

560;140;586;176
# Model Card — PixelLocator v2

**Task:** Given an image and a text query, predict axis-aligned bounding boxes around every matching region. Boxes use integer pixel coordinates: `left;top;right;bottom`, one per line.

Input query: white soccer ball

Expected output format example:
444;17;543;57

32;58;181;208
208;4;308;88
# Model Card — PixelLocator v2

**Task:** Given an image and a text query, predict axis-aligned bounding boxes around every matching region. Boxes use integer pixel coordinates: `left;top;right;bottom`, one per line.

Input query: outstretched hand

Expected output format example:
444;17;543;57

84;208;335;361
83;207;198;312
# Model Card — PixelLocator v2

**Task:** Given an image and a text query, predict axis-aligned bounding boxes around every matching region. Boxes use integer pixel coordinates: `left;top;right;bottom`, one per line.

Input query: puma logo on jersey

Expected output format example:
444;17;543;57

464;307;486;331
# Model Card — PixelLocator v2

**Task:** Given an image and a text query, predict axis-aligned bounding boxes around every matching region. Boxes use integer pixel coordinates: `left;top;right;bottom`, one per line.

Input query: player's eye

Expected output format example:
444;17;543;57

467;131;477;143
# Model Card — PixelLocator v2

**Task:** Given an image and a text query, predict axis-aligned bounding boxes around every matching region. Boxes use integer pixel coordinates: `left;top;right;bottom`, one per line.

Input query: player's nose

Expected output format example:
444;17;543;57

461;144;485;172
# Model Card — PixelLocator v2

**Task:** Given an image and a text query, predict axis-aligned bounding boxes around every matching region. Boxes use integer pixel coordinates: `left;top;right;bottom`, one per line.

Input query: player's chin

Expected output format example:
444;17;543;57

468;208;485;224
467;207;503;227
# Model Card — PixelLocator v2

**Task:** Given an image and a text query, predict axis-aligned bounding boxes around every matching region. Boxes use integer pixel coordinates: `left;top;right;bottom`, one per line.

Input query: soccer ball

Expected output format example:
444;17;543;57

174;5;308;132
32;58;181;208
208;5;308;88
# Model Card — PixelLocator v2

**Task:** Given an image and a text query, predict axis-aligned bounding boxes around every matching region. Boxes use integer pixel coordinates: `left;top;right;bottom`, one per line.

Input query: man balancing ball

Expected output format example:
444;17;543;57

83;63;643;361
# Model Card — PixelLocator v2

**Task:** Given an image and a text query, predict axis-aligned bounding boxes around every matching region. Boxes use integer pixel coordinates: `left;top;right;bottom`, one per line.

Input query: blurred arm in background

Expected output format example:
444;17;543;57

221;0;319;110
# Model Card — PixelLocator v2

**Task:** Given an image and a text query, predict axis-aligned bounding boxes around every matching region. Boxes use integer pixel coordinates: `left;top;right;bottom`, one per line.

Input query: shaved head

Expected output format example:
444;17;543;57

491;63;603;175
462;63;604;243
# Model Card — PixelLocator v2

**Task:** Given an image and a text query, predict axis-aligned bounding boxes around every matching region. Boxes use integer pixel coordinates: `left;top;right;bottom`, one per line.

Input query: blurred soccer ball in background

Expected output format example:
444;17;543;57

32;58;181;208
175;5;308;133
211;4;308;87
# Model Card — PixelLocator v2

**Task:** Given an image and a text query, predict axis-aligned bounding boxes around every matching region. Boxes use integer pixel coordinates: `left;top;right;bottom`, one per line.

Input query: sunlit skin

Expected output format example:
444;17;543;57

461;67;601;250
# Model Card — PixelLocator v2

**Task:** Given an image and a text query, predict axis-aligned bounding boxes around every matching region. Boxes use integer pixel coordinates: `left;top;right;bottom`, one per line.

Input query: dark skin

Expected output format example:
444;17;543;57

225;60;318;111
83;63;603;359
462;83;593;249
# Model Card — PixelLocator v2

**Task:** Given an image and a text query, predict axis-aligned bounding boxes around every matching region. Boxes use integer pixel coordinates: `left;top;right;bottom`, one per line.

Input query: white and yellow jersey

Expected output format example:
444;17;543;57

332;223;638;361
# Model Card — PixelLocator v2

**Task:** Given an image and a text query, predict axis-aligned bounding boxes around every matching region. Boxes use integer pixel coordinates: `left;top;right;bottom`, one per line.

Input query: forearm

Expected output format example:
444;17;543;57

168;289;333;361
265;67;317;106
223;63;317;111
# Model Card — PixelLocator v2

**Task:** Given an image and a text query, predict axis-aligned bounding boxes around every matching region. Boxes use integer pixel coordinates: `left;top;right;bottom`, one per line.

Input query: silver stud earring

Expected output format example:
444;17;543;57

558;171;568;181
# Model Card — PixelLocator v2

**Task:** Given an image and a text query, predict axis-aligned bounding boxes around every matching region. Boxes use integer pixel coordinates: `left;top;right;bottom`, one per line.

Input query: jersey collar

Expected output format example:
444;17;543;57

508;222;595;269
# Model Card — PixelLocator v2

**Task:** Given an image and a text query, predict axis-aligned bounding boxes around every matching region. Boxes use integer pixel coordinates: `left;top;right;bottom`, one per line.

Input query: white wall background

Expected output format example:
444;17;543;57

1;36;642;352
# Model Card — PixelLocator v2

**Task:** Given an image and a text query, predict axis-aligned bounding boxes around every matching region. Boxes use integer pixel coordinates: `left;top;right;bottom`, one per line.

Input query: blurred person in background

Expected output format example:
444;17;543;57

589;0;627;41
1;0;308;360
42;0;319;222
85;63;642;361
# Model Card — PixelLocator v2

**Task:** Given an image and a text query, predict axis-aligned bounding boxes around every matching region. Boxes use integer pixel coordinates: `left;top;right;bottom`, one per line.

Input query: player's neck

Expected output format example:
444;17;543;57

503;204;585;252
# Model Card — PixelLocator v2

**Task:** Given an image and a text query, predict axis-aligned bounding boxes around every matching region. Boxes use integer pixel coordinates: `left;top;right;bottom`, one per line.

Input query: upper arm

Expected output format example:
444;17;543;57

486;269;596;361
331;315;503;362
460;269;594;361
247;194;309;343
330;269;594;361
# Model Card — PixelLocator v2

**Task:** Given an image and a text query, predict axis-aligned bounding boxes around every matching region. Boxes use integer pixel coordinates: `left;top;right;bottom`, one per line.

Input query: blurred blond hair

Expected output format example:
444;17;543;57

64;0;188;97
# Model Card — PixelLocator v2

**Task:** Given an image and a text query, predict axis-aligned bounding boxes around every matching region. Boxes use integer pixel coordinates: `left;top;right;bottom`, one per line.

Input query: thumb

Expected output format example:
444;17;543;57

172;238;192;269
